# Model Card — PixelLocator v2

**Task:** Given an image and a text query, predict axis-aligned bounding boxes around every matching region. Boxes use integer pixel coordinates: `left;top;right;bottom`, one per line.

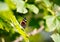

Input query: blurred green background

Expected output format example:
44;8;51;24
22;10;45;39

0;0;60;42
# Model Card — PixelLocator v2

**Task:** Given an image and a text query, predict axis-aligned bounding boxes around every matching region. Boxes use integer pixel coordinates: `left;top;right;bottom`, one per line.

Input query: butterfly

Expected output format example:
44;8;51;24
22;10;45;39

20;17;27;28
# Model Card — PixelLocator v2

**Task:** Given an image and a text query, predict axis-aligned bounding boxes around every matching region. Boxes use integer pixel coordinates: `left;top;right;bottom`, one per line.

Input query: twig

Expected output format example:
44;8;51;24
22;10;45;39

13;25;44;42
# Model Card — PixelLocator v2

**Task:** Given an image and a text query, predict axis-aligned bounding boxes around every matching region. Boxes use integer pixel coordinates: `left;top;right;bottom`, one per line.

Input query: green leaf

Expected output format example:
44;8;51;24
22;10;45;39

0;19;3;29
45;16;56;32
0;3;29;41
53;4;60;16
0;23;3;29
56;18;60;33
27;4;39;14
5;0;16;10
0;18;13;32
11;0;28;14
52;4;60;33
44;15;60;32
43;0;52;8
0;2;9;11
0;10;29;42
51;33;60;42
0;11;28;42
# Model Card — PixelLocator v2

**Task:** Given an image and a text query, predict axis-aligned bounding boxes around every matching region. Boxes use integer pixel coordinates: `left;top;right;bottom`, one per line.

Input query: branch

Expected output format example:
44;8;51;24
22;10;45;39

13;25;44;42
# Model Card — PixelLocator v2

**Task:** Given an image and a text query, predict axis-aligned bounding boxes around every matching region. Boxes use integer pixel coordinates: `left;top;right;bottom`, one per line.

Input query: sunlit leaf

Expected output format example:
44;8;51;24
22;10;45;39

0;10;29;42
27;4;39;14
0;18;13;32
11;0;28;14
5;0;16;10
0;2;9;11
51;33;60;42
0;3;29;41
43;0;52;8
45;16;56;31
35;0;41;2
44;15;60;32
52;4;60;33
53;4;60;16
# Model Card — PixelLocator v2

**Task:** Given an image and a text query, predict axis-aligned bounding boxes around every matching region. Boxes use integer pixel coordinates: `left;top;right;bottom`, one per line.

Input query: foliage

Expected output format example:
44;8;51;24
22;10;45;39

51;33;60;42
0;0;60;42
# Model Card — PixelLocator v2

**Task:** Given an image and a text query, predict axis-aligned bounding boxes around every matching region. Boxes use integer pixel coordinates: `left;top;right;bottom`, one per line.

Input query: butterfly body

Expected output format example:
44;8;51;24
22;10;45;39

20;17;27;28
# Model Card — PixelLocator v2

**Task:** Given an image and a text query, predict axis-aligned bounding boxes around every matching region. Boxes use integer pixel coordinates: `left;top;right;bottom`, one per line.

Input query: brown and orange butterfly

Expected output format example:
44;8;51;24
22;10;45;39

20;17;27;28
